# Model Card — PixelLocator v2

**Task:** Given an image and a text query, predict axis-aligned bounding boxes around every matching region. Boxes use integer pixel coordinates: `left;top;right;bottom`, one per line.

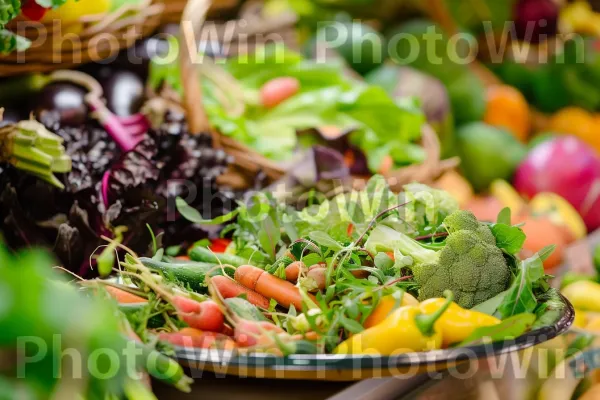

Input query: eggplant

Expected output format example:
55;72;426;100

100;69;145;117
34;82;88;127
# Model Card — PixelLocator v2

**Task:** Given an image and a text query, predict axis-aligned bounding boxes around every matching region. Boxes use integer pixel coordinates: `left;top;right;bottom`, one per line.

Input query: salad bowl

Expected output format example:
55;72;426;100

174;294;574;381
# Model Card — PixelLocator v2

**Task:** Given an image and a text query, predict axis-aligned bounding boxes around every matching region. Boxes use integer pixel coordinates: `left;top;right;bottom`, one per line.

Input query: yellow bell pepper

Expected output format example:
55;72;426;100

419;297;501;347
364;291;418;329
334;291;454;355
573;308;588;328
562;281;600;312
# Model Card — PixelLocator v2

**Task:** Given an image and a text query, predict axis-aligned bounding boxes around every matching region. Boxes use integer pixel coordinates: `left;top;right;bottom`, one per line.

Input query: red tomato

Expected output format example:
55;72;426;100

21;0;48;21
210;238;231;253
260;77;300;109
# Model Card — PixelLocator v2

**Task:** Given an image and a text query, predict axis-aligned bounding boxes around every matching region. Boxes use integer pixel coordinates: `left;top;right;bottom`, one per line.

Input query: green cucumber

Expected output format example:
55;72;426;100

189;246;249;267
225;297;267;322
139;257;233;293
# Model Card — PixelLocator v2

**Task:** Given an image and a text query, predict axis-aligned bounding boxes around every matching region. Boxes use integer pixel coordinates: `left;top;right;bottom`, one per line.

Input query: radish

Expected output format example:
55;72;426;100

514;136;600;230
172;297;225;332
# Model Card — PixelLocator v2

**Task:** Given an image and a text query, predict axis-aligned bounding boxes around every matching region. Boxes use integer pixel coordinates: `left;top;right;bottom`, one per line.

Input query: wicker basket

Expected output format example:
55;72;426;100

0;0;164;77
161;0;241;25
179;0;458;190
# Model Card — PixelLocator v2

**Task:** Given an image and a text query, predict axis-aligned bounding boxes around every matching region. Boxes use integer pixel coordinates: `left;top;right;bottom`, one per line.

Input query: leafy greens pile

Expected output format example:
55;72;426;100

173;175;564;353
149;45;426;172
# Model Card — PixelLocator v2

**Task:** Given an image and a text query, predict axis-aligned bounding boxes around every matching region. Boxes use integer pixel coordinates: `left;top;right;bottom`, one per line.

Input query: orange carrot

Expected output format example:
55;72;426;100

175;255;190;261
105;285;147;304
210;275;270;309
285;261;306;282
177;327;205;337
172;297;225;332
234;265;316;310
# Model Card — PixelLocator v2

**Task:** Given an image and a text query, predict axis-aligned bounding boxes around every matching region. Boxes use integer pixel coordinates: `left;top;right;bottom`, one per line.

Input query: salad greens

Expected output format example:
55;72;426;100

149;45;426;171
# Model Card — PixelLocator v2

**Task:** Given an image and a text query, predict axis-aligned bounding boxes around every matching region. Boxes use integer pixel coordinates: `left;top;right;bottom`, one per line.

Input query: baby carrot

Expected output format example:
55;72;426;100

105;285;147;304
285;261;306;282
234;265;315;310
210;275;270;309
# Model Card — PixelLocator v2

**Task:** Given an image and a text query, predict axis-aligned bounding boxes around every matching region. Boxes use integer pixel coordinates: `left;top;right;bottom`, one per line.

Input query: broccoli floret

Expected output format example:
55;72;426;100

365;209;510;308
413;210;510;308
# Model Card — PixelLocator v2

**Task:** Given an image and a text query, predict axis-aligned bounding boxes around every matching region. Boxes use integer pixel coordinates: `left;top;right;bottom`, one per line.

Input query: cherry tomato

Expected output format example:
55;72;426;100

260;77;300;109
21;0;49;21
210;238;231;253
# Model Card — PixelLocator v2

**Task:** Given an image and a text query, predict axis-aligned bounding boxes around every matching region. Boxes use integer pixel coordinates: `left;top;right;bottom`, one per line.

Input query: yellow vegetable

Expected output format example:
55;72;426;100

562;281;600;312
574;309;588;328
43;0;112;30
419;297;501;347
530;192;587;241
490;179;526;215
561;1;600;37
363;291;418;329
334;292;454;355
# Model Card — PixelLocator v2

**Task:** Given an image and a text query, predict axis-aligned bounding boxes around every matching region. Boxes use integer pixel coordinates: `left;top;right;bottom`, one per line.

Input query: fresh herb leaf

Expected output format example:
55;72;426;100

472;290;509;316
458;313;536;346
339;315;364;334
258;216;280;260
490;223;526;255
176;197;239;225
374;252;394;271
165;245;182;257
496;207;511;226
497;248;554;318
309;231;344;251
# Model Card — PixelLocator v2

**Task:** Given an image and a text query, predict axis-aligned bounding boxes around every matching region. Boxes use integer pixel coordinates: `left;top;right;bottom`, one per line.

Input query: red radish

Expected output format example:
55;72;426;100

21;0;49;21
514;136;600;230
210;275;270;309
306;267;327;292
210;238;231;253
159;331;236;349
260;77;300;108
234;319;285;347
172;297;225;332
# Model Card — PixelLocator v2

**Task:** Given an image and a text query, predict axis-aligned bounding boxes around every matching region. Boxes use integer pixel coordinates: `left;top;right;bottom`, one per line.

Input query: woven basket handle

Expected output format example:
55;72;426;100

179;0;215;139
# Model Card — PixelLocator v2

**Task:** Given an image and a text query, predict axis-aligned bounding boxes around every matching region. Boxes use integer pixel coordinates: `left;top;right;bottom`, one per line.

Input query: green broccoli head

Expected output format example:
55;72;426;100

413;210;510;308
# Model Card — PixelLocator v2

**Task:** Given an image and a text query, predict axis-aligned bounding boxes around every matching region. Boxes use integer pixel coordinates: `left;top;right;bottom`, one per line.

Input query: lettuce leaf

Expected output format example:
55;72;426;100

149;45;425;169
